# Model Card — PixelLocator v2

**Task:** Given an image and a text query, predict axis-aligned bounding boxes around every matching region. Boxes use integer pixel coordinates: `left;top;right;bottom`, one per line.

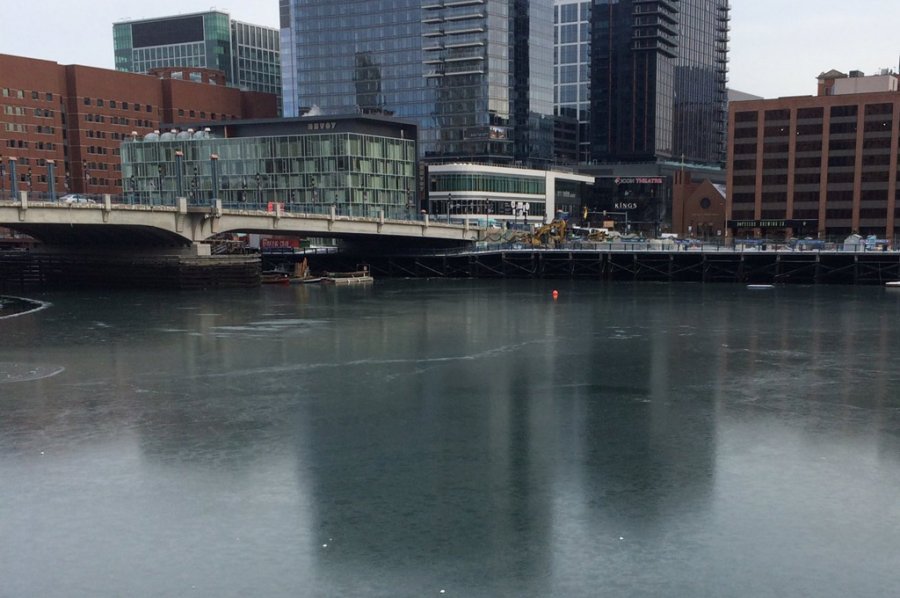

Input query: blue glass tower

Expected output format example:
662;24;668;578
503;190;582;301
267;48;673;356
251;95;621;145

553;0;730;166
280;0;554;165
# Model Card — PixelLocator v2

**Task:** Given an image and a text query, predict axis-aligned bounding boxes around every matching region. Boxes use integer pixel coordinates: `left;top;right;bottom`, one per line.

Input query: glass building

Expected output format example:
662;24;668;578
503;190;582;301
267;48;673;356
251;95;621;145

427;162;594;224
279;0;555;166
554;0;730;166
120;116;418;219
113;12;282;112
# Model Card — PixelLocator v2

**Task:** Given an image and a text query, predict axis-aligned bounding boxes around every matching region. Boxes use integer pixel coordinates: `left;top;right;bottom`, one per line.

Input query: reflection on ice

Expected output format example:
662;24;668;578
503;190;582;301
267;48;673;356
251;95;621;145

0;296;50;319
0;362;65;383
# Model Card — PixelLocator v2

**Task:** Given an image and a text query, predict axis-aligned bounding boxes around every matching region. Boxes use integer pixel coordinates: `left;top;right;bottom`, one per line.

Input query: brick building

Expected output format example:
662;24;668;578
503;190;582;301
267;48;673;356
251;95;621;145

727;70;900;241
1;53;276;198
672;171;726;240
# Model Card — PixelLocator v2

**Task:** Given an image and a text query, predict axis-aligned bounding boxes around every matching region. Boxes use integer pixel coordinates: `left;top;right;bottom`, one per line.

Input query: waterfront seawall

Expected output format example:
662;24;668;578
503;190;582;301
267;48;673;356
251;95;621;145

0;251;260;291
5;247;900;289
303;248;900;285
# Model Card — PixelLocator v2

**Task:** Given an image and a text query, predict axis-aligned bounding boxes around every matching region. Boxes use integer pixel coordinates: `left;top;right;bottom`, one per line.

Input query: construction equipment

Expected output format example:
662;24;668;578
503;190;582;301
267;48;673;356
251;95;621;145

528;219;567;247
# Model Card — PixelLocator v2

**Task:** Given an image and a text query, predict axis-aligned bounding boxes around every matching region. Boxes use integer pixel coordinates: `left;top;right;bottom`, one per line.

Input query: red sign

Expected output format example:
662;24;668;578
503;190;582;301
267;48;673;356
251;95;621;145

260;237;300;250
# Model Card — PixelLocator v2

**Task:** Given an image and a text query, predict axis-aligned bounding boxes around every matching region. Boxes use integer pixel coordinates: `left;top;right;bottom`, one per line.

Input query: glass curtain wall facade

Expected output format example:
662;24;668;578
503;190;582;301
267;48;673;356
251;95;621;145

114;13;233;78
553;0;592;163
232;22;283;106
114;12;281;111
120;131;417;219
574;0;728;166
280;0;554;165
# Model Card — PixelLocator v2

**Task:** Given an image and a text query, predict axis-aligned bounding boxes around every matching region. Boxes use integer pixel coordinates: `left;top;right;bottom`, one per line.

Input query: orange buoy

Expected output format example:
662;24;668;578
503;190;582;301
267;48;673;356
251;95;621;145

552;290;559;299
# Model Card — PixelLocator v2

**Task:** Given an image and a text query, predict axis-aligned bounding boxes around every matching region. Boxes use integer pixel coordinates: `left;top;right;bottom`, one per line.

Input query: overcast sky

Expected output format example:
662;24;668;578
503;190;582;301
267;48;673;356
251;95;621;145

1;1;898;99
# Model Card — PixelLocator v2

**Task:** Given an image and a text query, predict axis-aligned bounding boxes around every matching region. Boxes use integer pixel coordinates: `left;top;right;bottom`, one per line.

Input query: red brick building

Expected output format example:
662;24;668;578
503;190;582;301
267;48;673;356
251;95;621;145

672;171;726;240
727;71;900;241
1;53;276;198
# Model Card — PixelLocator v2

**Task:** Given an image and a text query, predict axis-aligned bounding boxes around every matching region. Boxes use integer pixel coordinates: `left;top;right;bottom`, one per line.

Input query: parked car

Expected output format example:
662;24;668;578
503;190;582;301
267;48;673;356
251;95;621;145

61;194;96;204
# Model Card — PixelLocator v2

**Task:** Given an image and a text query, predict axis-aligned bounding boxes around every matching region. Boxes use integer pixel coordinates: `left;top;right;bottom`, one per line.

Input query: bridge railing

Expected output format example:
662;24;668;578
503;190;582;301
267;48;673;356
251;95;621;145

0;191;436;222
400;241;899;256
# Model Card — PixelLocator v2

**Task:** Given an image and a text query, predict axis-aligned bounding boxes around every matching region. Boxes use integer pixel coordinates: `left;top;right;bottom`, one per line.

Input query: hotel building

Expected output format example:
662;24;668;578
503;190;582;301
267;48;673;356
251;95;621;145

120;115;418;220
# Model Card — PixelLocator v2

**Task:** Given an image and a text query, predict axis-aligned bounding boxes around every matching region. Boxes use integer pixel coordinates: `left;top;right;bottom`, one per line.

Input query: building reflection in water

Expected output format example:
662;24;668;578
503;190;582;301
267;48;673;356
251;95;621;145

1;283;898;595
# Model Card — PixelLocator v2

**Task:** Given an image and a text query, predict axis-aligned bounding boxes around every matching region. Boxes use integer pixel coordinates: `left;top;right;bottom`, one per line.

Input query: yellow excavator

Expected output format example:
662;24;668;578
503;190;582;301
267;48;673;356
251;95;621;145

528;219;567;247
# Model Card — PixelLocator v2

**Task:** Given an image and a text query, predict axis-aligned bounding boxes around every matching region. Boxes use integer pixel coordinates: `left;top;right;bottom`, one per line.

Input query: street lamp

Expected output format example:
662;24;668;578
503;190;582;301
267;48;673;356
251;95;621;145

128;175;137;204
82;161;89;195
174;150;185;200
47;160;57;202
0;155;5;197
191;166;199;201
446;193;453;222
210;154;219;206
157;164;164;205
9;157;18;198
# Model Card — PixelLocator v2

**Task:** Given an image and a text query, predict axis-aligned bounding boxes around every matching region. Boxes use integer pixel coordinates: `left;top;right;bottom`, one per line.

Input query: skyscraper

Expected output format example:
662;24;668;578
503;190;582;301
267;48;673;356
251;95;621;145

554;0;730;167
113;12;282;112
279;0;555;165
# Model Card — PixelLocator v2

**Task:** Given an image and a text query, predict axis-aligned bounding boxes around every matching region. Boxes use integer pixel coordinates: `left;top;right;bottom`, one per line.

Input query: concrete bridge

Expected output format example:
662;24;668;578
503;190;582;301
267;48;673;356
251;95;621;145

0;193;481;250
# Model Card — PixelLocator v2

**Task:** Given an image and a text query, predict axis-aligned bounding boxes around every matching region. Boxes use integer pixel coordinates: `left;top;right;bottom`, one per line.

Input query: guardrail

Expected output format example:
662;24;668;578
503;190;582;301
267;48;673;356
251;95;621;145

403;241;896;257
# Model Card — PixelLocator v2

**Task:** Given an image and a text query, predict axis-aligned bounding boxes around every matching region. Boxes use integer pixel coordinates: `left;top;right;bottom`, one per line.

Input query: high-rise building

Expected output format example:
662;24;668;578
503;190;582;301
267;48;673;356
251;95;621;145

279;0;555;165
554;0;730;166
113;12;282;112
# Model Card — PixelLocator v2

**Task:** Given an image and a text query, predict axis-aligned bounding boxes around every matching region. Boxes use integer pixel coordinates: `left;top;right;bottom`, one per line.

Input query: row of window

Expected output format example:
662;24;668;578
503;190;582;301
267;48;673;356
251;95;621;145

83;113;156;128
175;109;237;121
85;130;135;142
735;103;896;125
2;89;54;101
85;146;119;156
83;97;155;113
4;139;57;152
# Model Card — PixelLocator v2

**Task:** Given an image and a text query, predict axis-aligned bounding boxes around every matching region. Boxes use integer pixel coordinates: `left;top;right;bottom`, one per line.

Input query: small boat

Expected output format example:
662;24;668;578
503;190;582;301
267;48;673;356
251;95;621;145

885;281;900;288
261;272;290;285
286;258;324;284
322;265;374;285
290;275;324;284
747;284;774;290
